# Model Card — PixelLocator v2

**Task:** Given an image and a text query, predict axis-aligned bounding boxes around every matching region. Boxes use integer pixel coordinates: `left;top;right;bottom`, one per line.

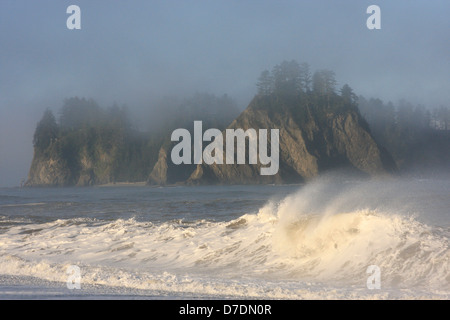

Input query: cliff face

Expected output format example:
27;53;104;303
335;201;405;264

26;94;396;187
147;145;197;186
25;123;160;187
26;94;240;187
148;95;396;185
25;151;74;187
147;148;169;185
25;144;119;187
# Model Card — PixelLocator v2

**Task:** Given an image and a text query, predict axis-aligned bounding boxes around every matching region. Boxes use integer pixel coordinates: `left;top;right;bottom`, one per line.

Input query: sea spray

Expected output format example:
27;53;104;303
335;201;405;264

0;177;448;298
266;176;449;288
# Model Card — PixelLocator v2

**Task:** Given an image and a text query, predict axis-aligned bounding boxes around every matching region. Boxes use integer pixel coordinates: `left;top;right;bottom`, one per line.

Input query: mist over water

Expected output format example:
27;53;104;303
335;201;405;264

0;175;448;299
1;1;450;187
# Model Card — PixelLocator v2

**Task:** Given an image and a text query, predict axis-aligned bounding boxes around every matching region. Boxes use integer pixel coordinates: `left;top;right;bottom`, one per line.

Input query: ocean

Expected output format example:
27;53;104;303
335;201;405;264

0;175;449;299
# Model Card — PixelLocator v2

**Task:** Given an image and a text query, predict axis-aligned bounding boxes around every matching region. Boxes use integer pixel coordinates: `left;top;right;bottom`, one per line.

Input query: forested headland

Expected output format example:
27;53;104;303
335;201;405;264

26;60;449;186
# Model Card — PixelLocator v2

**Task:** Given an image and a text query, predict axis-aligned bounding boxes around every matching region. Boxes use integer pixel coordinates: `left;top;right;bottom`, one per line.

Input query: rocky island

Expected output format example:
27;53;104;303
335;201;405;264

25;60;448;187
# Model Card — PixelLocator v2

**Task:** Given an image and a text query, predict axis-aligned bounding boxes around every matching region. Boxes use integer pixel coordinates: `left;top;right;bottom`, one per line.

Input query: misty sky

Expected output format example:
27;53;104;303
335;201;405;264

1;0;449;187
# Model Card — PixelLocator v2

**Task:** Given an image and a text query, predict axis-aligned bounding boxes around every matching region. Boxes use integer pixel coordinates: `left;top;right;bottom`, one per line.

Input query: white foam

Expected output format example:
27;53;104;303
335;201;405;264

0;202;46;207
0;178;449;299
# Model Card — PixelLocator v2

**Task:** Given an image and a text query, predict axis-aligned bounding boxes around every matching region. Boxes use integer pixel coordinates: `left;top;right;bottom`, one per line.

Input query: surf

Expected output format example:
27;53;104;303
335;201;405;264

0;177;448;298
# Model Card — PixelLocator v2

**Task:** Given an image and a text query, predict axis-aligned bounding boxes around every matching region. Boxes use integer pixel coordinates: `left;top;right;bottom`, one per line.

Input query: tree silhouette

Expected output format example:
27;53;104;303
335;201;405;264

313;69;336;107
340;84;357;105
272;60;301;95
33;109;58;151
256;70;273;95
299;62;312;92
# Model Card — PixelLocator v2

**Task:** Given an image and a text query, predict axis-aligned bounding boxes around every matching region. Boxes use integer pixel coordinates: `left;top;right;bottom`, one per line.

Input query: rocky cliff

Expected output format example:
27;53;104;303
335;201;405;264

25;142;125;187
26;93;396;187
25;120;159;187
25;94;239;187
148;95;396;185
25;150;74;187
147;146;196;185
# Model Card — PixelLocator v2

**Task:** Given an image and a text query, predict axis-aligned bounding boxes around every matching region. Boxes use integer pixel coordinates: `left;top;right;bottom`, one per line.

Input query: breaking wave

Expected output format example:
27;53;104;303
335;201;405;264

0;178;448;298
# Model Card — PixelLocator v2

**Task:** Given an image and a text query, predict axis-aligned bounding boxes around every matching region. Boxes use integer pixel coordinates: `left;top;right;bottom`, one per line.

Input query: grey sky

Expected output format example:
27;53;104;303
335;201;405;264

1;0;449;187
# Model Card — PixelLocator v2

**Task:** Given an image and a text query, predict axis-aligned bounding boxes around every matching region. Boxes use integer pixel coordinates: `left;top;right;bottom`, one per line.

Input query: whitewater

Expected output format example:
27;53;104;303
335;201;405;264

0;175;448;299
